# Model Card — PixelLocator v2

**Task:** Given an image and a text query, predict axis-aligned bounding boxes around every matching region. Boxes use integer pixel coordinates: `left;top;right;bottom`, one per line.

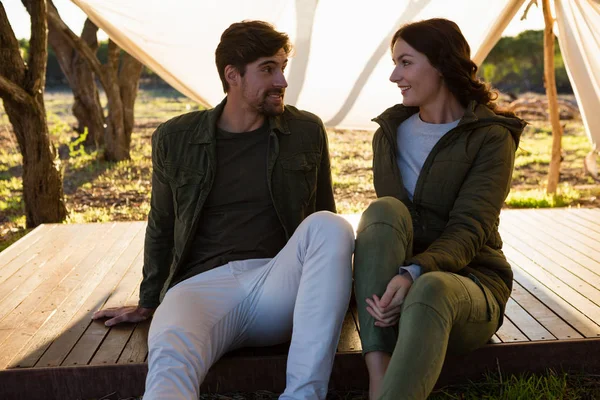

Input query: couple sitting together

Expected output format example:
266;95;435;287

92;17;525;400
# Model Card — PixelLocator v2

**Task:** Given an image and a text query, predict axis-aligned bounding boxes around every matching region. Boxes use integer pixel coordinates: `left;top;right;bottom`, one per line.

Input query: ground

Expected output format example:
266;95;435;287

1;87;598;252
1;88;600;399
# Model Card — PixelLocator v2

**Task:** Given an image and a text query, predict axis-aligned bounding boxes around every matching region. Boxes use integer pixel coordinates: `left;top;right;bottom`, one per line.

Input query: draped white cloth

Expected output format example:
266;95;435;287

71;0;599;147
555;0;600;149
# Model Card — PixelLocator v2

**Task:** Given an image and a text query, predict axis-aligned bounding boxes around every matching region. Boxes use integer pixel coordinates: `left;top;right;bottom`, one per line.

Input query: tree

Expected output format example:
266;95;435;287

542;0;563;194
0;0;67;227
47;11;104;147
46;1;143;161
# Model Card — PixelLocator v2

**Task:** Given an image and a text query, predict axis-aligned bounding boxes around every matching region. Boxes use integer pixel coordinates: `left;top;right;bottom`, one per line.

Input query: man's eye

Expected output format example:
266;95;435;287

402;61;410;66
263;67;272;73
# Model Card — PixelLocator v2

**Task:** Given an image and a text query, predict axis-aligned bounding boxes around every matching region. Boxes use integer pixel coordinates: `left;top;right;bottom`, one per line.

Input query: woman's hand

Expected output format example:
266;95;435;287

366;273;413;327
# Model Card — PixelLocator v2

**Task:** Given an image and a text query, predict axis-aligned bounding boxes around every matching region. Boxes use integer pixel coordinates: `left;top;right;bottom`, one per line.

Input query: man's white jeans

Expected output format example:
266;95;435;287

144;211;355;400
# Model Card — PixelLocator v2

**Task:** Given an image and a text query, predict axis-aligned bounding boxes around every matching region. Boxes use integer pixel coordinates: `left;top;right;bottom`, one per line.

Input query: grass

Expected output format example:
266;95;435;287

2;88;600;398
429;370;586;400
505;183;581;208
1;88;599;252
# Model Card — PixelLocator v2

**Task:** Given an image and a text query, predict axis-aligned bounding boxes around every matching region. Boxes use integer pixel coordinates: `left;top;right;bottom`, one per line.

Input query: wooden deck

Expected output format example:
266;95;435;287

1;208;600;399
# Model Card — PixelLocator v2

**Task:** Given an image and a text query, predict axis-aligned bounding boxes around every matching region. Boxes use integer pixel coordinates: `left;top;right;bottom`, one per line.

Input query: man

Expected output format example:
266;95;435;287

92;20;354;400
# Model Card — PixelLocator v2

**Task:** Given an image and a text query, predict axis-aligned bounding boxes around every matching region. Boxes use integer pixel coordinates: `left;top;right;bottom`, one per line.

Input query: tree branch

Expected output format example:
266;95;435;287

521;0;539;21
22;0;48;93
81;18;99;50
0;75;31;104
46;0;107;88
0;2;26;82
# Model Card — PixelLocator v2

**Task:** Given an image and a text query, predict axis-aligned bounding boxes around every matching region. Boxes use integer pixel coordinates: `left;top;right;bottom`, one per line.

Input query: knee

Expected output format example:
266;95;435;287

358;197;411;233
404;272;454;311
304;211;356;247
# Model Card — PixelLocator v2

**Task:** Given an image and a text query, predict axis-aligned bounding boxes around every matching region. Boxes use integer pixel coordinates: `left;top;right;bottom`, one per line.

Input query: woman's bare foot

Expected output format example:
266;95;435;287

365;351;391;399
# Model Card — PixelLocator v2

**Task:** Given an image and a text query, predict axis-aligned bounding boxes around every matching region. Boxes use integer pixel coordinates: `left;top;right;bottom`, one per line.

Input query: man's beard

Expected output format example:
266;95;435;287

257;89;285;117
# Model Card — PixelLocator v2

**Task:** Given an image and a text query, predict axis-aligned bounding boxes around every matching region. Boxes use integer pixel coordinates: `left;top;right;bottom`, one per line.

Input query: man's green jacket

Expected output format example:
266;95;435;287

139;99;336;308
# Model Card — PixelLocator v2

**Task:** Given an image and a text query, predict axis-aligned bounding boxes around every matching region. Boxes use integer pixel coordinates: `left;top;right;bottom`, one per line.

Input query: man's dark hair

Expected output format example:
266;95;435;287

215;20;292;92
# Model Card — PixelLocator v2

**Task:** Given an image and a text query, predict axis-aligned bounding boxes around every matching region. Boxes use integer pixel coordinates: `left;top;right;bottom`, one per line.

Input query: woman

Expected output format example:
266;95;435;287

353;18;526;400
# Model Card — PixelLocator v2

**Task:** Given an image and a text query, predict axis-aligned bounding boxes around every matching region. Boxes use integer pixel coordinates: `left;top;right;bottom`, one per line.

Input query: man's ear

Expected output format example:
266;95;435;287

224;65;240;88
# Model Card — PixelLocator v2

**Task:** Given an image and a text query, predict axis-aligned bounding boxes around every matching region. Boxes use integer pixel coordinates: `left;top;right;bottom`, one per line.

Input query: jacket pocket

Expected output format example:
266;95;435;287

279;152;319;207
164;165;205;220
467;273;496;323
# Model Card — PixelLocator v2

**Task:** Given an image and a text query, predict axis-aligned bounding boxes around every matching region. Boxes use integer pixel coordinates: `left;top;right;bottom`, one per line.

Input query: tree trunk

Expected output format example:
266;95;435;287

45;6;143;162
70;19;104;147
0;0;67;227
47;5;104;147
103;39;128;161
542;0;563;194
102;41;143;161
3;97;67;227
119;52;143;151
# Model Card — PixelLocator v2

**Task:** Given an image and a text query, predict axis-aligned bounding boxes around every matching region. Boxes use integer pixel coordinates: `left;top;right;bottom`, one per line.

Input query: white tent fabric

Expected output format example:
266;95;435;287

555;0;600;149
71;0;599;147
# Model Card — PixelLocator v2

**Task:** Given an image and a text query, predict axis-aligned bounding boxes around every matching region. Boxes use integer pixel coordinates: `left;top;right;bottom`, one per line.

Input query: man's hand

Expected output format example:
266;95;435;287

92;306;155;327
365;273;413;328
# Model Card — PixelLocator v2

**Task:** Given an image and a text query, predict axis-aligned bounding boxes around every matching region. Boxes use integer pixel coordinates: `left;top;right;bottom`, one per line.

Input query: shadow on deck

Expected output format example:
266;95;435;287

1;209;600;399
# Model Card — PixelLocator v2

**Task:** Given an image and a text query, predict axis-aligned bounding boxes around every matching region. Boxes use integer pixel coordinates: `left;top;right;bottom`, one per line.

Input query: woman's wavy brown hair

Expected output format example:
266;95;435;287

392;18;506;113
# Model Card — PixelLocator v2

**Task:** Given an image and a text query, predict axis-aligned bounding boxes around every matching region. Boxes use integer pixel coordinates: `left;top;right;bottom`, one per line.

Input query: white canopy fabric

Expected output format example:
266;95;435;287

71;0;599;148
555;0;600;149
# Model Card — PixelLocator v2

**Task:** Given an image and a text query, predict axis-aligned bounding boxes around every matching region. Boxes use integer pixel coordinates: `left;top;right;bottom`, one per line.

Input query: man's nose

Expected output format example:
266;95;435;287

274;72;288;88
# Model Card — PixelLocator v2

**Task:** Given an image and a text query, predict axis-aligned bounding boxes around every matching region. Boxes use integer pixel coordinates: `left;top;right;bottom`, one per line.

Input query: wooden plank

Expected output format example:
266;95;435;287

489;335;502;344
13;222;144;368
0;224;125;369
501;213;600;287
0;224;49;270
501;212;600;278
117;320;150;364
510;261;600;338
495;315;529;342
0;225;67;307
511;282;582;339
505;210;600;270
503;245;600;337
89;252;144;365
56;224;145;367
571;208;600;227
4;338;600;400
504;298;555;341
0;224;99;353
336;308;361;353
527;209;600;250
552;209;600;236
438;338;600;388
499;217;600;305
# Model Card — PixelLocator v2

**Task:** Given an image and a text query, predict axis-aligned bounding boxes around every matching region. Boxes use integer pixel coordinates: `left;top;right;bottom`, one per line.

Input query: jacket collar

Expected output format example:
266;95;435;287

190;97;291;144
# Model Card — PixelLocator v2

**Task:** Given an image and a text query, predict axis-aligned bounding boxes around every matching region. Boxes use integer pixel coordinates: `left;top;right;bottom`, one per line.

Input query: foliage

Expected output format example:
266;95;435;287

430;370;597;400
1;89;597;253
18;39;169;87
506;184;581;208
480;30;571;94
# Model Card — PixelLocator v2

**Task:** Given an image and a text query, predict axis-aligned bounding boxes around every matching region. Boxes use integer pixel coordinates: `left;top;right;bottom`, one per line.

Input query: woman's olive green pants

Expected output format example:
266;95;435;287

354;197;501;400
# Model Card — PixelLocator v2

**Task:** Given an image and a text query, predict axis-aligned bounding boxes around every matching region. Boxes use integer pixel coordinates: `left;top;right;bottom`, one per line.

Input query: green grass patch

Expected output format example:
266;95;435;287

506;184;581;208
0;176;23;213
431;370;599;400
0;226;29;253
